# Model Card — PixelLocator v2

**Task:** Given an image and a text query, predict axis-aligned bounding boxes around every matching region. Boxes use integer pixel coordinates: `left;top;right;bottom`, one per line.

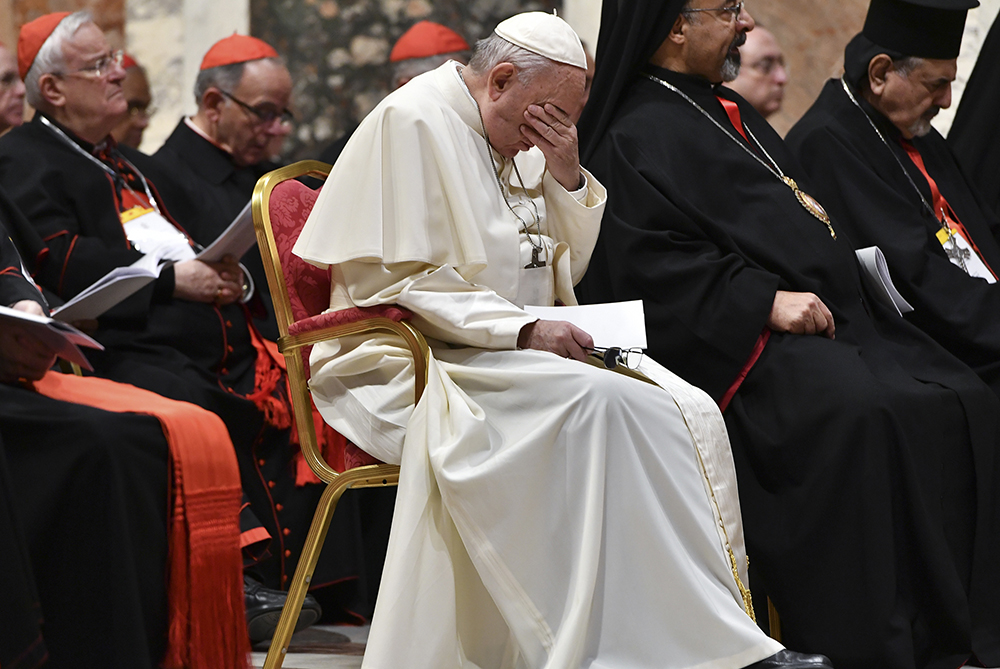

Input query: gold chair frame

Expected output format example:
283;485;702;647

252;160;430;669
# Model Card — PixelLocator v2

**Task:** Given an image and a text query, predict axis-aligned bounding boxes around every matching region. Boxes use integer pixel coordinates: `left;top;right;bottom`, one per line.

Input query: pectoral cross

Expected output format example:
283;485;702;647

941;217;971;272
524;246;545;269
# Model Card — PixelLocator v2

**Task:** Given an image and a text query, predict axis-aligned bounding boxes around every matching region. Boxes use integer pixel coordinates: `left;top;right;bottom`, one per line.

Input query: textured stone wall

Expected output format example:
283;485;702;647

14;0;124;45
250;0;560;161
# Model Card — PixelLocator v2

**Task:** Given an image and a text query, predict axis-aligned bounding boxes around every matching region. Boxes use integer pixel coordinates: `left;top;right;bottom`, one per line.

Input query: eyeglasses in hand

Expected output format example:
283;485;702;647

589;346;644;370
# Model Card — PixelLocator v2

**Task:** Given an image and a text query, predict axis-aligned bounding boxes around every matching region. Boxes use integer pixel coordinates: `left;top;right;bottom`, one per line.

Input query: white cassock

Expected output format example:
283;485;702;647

294;62;782;669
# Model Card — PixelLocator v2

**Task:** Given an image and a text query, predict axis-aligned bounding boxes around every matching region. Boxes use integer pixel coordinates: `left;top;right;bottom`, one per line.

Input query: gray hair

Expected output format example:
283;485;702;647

467;34;555;84
194;56;285;106
392;52;468;88
25;10;93;108
892;56;924;78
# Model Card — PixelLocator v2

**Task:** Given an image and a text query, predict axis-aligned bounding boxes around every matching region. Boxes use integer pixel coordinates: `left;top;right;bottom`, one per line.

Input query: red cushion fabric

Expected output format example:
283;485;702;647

269;178;407;471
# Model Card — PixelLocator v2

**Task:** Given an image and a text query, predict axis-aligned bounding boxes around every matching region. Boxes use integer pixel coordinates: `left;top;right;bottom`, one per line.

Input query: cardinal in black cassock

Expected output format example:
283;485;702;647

787;0;1000;399
577;1;1000;668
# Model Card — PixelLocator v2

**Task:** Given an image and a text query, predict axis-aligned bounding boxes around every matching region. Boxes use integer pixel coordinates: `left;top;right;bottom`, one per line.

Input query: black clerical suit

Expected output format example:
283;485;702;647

0;215;169;669
152;119;280;340
0;113;366;608
787;78;1000;397
580;66;1000;669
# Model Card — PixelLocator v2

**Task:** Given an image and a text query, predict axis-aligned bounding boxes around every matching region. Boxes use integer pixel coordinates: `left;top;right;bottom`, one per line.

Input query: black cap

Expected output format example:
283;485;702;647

863;0;979;60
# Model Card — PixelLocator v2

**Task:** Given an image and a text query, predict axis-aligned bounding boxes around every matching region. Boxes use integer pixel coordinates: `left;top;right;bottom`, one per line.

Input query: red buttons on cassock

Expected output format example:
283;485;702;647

284;549;291;558
268;481;275;489
275;504;283;511
258;459;265;466
283;528;290;536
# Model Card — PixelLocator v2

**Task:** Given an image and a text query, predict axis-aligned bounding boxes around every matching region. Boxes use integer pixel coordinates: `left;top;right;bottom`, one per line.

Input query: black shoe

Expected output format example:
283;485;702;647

744;650;834;669
244;575;323;643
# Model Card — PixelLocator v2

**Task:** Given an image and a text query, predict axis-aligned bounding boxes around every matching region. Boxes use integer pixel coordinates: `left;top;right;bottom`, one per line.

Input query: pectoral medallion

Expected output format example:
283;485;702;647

783;177;836;239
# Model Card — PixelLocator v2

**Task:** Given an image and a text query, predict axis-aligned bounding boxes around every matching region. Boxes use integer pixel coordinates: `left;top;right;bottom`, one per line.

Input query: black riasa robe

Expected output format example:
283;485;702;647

0;114;366;608
152;119;280;340
786;79;1000;397
579;66;1000;669
0;216;169;669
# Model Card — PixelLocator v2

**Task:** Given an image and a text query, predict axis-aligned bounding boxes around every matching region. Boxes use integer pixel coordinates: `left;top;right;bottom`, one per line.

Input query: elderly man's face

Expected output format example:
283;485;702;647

57;23;127;128
878;58;956;139
214;59;292;167
0;45;25;133
680;0;755;84
480;62;586;159
728;27;786;117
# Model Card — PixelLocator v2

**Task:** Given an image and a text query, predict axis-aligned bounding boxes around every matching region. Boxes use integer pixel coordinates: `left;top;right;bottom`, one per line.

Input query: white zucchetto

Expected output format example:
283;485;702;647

494;12;588;70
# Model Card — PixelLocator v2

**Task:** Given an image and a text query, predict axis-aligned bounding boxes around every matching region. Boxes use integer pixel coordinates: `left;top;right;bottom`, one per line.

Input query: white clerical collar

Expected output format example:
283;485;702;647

451;61;477;106
185;117;230;153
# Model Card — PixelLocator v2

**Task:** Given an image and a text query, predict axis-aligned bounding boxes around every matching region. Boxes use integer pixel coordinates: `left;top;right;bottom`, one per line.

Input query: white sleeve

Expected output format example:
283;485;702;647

340;260;536;350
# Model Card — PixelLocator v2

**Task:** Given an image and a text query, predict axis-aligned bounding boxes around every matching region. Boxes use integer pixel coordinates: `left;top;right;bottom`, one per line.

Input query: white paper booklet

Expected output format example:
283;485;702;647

195;200;255;263
0;304;103;370
51;254;164;323
855;246;914;316
524;300;647;349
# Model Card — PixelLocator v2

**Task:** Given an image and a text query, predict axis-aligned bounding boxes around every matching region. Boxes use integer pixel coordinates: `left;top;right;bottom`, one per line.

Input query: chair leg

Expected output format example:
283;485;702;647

767;597;782;642
262;478;353;669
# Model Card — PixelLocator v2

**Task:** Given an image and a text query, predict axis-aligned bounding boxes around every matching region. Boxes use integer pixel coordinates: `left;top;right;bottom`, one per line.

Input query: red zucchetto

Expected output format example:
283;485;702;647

121;52;138;70
18;11;71;79
200;34;279;71
389;21;470;63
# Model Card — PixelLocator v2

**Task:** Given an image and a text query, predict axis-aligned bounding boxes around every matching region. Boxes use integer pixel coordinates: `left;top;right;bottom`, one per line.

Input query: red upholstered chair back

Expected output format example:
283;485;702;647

267;180;330;324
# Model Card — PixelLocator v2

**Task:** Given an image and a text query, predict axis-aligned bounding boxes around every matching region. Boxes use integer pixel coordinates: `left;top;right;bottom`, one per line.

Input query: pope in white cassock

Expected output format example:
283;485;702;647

294;11;828;669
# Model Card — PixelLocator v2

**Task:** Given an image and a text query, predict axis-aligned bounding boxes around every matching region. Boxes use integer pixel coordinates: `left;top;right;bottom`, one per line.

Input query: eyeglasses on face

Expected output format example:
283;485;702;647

589;346;645;371
682;0;746;20
127;101;157;119
218;89;294;127
58;49;124;79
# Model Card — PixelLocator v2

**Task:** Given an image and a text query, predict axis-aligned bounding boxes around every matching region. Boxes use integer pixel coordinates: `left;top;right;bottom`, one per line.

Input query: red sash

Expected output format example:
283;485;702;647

901;140;997;280
33;372;249;669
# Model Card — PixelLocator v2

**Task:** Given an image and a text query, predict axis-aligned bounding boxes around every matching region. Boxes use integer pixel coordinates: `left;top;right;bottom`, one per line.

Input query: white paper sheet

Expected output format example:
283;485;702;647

195;200;255;263
524;300;647;349
51;255;164;323
855;246;914;316
0;305;103;370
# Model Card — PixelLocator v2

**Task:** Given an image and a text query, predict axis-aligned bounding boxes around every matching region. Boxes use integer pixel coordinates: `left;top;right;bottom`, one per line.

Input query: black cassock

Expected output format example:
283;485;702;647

579;66;1000;669
152;120;280;340
0;114;367;611
787;79;1000;398
948;17;1000;218
0;216;169;669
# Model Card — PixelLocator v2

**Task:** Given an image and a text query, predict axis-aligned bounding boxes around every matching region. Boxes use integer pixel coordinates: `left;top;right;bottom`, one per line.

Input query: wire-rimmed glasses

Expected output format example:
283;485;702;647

219;89;294;127
589;346;644;370
682;1;746;21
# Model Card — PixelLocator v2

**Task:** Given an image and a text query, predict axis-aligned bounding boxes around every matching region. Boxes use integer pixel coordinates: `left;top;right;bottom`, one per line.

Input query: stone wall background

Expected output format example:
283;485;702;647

251;0;560;162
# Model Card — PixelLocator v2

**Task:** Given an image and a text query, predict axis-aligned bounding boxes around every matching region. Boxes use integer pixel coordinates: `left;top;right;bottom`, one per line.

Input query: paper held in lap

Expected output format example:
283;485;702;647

50;201;255;322
51;253;165;323
525;300;647;349
0;304;103;370
855;246;914;317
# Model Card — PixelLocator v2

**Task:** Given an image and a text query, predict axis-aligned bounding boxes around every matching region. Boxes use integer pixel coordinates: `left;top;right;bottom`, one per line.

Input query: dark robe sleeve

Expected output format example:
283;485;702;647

0;222;46;310
0;142;144;300
580;131;781;401
792;123;1000;377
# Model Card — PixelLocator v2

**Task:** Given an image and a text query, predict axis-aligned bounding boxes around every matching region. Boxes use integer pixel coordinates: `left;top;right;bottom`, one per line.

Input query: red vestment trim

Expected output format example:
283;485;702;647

716;96;751;143
719;328;770;412
901;140;997;280
713;95;771;411
32;372;250;669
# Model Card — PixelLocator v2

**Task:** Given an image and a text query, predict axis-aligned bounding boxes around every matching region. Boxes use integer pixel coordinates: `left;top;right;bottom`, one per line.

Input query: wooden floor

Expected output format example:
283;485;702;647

251;625;368;669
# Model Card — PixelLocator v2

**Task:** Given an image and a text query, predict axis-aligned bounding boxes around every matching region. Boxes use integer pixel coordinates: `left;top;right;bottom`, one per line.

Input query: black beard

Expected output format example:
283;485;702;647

721;32;747;82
